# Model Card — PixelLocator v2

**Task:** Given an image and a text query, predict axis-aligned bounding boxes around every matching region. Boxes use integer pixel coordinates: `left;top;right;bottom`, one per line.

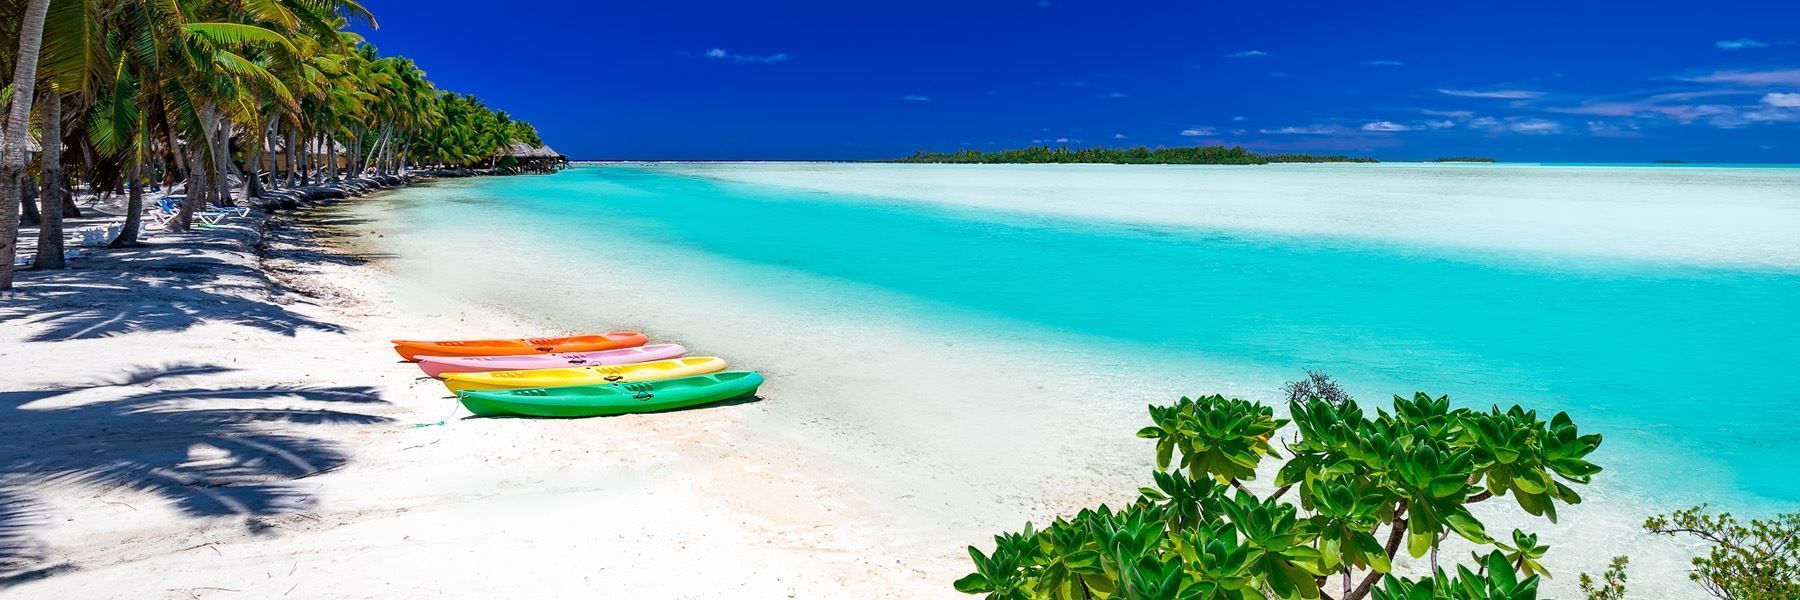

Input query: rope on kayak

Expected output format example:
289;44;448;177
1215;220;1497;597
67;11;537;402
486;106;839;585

408;395;463;428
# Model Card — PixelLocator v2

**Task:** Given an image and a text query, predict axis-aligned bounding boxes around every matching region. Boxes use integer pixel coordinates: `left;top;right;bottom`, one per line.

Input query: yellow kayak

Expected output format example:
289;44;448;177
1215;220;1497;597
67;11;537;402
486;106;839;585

439;357;729;393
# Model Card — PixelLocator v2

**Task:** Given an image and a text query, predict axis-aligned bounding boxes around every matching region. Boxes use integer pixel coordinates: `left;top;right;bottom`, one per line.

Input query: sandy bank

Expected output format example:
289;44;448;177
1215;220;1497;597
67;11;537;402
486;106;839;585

0;198;953;597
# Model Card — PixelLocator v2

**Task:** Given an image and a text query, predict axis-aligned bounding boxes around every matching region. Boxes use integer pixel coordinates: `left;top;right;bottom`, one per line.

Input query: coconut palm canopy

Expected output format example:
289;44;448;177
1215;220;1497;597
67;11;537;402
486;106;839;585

0;0;550;288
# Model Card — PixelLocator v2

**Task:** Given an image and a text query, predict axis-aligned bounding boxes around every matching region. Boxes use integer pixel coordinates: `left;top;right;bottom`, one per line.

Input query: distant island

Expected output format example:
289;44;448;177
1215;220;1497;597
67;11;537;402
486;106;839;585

1654;159;1687;164
893;145;1378;165
1432;157;1497;163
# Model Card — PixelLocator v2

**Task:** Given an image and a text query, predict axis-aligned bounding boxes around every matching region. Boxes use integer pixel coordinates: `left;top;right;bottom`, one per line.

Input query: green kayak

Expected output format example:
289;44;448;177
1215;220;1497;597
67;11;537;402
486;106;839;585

456;371;764;418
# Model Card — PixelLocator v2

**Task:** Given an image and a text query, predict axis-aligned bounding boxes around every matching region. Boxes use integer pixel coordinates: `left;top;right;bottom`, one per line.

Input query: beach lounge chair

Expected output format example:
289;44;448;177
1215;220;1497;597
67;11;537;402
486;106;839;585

162;194;249;218
208;200;252;217
157;197;232;226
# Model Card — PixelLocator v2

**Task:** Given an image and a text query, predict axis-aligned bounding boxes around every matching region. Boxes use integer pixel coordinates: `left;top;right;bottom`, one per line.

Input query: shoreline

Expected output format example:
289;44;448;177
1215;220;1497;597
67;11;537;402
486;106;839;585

334;168;1728;598
0;168;1745;598
0;180;960;597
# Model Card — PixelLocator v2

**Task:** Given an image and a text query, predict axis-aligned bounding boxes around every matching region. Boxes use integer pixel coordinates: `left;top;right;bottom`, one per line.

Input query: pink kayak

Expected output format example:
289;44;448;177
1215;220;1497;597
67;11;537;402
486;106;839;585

414;343;689;377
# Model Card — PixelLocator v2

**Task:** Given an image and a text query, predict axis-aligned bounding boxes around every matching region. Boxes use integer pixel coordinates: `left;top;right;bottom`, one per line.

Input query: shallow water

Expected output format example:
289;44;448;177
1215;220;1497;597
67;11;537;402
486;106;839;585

353;163;1799;594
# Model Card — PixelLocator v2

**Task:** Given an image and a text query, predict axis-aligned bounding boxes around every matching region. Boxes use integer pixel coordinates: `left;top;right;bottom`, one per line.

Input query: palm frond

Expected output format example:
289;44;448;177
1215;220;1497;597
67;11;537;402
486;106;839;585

181;22;296;53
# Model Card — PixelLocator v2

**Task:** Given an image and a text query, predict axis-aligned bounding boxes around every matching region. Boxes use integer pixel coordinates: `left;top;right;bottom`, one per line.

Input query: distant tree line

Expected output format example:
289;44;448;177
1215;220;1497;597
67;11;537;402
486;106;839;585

894;145;1378;165
1432;157;1498;162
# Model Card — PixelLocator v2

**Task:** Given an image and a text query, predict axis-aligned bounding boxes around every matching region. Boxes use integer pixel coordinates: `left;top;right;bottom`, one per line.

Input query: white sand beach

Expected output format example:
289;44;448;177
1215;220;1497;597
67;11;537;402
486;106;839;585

0;208;971;598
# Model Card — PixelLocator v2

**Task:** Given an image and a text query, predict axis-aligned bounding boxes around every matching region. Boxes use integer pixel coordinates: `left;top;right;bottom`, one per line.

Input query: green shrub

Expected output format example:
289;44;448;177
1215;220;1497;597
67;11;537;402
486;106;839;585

955;390;1604;600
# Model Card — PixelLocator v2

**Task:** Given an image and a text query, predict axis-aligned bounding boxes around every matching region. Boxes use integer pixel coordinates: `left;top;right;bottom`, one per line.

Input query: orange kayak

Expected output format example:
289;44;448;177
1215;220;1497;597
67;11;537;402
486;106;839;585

391;332;648;361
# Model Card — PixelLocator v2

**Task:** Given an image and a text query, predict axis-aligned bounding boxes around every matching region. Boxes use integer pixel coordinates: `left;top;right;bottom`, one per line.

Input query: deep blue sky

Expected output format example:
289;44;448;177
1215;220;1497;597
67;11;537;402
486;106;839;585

355;1;1800;161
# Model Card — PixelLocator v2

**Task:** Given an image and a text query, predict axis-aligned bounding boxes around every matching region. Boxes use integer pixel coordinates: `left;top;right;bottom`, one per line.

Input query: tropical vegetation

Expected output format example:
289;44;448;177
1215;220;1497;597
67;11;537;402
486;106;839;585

895;145;1378;165
954;375;1607;600
0;0;547;290
1575;507;1799;600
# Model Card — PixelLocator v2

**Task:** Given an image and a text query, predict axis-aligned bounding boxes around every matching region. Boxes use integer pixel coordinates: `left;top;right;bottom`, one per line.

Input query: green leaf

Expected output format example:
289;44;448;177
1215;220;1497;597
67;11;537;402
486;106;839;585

1406;529;1433;559
952;573;992;593
1356;533;1392;573
182;22;296;51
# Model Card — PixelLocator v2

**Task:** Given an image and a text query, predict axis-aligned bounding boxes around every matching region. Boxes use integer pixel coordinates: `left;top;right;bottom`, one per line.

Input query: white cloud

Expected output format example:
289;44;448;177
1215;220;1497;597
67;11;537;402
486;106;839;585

902;95;931;102
1439;88;1546;100
1232;116;1246;121
1421;109;1475;119
1645;90;1759;102
1466;116;1561;134
1742;92;1800;122
702;48;789;64
1179;127;1217;136
1586;120;1642;138
1680;69;1800;87
1104;91;1128;98
1259;125;1345;135
1226;50;1270;58
1423;120;1457;129
1547;101;1739;123
1742;108;1800;123
1365;60;1404;67
1054;137;1071;143
1509;118;1563;134
1113;133;1128;139
1764;92;1800;107
1715;38;1769;50
1361;120;1414;132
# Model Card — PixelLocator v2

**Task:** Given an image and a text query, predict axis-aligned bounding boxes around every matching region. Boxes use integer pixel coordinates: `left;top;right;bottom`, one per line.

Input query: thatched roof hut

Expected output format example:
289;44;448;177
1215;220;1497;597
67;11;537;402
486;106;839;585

504;142;564;160
501;142;567;173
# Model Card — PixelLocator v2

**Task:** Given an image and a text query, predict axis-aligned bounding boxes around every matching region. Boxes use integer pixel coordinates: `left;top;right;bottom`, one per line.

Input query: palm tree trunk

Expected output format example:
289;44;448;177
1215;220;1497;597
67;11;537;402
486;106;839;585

363;124;386;173
243;150;260;199
0;0;54;289
300;128;314;185
178;143;209;231
284;124;299;186
21;178;40;226
348;129;360;177
33;90;66;270
204;104;231;205
294;126;307;186
326;130;339;181
261;120;277;190
315;130;327;181
110;156;144;247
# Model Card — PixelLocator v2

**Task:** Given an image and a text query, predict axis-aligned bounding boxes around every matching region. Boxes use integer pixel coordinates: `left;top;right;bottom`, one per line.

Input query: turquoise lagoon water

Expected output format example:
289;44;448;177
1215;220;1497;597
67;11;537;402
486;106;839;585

375;163;1799;511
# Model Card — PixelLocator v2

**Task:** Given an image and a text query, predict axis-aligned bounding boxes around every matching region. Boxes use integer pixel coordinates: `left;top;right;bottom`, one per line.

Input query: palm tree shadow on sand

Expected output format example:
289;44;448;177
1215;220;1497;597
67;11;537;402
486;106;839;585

0;246;348;342
0;362;392;588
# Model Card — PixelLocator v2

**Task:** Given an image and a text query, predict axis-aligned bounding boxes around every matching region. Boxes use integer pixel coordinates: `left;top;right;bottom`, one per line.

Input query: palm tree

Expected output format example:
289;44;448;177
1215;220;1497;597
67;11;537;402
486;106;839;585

0;0;53;290
3;0;543;289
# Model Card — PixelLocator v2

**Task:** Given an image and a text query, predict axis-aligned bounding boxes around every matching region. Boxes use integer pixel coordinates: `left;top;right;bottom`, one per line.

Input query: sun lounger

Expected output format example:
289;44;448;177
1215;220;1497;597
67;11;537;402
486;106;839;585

157;197;232;226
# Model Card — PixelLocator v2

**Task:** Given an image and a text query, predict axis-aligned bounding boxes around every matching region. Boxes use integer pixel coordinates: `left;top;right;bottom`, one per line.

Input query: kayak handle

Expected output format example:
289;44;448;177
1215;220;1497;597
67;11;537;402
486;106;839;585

623;383;655;401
